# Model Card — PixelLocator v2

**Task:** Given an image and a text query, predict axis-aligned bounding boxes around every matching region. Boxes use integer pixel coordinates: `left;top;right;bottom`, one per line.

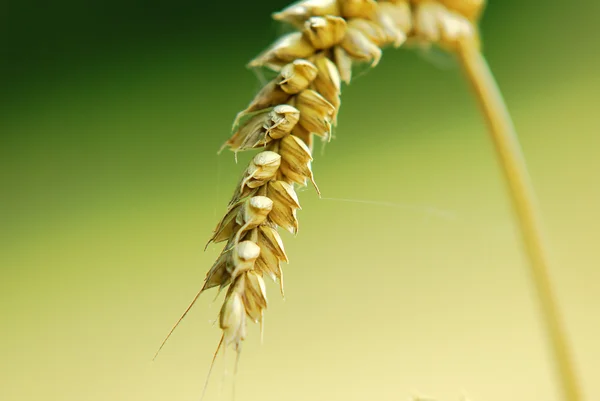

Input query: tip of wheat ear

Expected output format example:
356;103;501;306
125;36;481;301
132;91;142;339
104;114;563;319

158;0;483;361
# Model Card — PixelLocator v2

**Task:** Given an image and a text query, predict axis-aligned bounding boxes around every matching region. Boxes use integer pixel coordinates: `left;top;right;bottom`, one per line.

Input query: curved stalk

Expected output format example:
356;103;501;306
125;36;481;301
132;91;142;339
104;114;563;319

457;39;583;401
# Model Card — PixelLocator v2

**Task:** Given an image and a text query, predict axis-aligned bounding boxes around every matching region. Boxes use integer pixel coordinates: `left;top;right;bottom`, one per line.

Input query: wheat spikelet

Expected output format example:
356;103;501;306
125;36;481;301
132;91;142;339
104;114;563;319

154;2;585;401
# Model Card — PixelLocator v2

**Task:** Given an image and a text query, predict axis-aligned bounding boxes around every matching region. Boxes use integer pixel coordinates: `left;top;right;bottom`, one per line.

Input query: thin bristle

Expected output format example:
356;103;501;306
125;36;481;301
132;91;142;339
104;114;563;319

153;288;204;361
200;335;224;401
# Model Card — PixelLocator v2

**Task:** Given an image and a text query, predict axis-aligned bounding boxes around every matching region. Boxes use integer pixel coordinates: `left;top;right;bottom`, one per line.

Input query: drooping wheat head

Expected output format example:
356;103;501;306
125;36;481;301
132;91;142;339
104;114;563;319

156;0;484;354
215;0;484;352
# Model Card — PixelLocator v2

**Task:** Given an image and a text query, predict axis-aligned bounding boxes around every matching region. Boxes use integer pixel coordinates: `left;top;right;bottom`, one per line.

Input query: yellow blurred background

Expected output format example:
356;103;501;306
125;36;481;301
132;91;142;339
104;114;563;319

1;1;599;400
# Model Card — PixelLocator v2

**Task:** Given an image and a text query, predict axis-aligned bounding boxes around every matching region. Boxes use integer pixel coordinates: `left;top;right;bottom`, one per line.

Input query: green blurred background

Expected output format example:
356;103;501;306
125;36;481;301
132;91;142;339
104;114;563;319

2;1;599;400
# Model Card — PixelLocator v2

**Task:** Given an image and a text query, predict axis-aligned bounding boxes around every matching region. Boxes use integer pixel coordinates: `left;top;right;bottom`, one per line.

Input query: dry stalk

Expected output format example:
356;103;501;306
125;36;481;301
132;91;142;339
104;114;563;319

456;40;583;401
155;2;582;400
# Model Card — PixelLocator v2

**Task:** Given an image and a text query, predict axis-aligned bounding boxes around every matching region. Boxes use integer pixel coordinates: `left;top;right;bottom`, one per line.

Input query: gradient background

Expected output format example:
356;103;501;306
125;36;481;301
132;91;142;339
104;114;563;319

2;1;599;400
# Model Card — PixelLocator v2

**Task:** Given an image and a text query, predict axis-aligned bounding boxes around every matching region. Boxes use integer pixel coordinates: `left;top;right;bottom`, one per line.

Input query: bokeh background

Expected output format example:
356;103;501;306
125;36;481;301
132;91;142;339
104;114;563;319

2;1;599;400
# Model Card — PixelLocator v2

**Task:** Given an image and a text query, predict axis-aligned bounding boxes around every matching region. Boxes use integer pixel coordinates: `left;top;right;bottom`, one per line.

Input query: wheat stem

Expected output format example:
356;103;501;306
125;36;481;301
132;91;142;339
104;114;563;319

457;39;583;401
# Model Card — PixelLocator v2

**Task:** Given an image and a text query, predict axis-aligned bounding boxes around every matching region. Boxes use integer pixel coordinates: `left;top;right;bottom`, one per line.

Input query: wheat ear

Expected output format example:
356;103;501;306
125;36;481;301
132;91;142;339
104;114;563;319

155;2;582;400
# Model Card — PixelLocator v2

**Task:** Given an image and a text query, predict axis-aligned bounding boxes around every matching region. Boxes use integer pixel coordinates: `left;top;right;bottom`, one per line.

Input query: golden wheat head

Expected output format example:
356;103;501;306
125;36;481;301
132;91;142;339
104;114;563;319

154;0;484;358
150;0;484;354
